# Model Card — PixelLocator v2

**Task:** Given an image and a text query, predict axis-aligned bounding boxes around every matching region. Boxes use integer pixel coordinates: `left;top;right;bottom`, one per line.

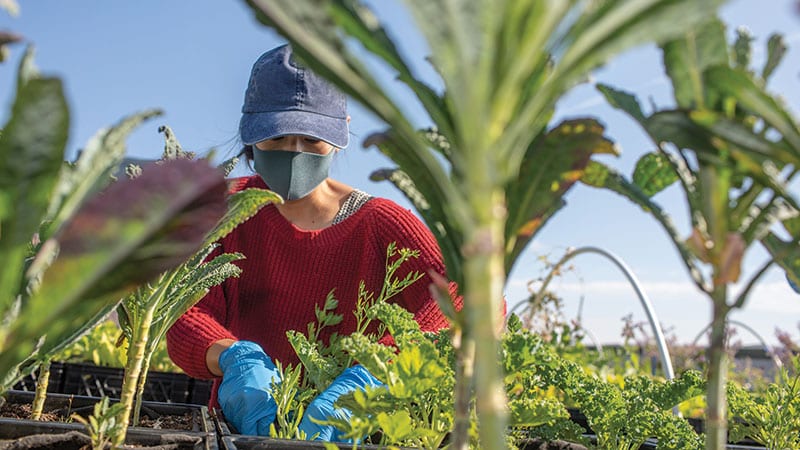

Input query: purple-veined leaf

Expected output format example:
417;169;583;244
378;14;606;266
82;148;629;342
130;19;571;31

44;109;164;242
0;158;227;375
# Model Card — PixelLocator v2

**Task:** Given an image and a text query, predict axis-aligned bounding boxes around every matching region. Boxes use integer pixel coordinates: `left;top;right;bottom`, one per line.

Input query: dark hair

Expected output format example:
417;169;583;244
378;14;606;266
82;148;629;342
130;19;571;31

238;145;255;170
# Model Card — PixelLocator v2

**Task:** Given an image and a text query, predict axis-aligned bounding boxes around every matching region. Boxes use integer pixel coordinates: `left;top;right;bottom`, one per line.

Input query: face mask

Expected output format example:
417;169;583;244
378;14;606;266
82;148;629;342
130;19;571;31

252;149;334;201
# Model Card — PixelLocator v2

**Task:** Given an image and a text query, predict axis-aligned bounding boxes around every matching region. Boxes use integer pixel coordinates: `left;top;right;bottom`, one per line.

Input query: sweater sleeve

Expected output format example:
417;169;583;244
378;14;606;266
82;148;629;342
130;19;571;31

166;239;238;380
166;176;263;378
372;200;462;333
166;289;237;379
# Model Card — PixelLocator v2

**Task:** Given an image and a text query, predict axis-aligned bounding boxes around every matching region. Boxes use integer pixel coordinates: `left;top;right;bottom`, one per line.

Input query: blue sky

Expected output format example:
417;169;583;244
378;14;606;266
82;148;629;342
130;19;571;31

2;1;799;347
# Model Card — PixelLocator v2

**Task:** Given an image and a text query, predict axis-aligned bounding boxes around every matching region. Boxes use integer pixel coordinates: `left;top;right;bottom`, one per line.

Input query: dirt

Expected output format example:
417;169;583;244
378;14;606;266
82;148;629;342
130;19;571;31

0;403;60;423
0;399;203;449
0;401;196;430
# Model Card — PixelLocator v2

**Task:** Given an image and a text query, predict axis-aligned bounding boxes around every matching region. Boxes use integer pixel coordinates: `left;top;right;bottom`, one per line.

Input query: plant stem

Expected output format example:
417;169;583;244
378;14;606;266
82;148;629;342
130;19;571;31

131;354;153;426
113;301;156;447
462;189;508;450
29;359;50;420
450;326;474;450
705;290;729;450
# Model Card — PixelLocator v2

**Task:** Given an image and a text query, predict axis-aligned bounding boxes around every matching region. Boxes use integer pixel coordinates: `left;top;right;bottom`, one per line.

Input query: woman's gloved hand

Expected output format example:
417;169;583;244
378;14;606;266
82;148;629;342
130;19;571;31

298;364;383;442
217;340;280;436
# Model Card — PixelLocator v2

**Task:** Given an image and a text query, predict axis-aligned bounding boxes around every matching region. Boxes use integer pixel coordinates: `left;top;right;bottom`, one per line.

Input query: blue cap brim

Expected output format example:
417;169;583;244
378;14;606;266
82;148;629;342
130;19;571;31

240;110;349;148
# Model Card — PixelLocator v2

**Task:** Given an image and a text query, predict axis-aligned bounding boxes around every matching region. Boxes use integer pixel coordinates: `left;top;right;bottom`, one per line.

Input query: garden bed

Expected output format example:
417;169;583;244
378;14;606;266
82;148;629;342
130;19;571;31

0;390;218;450
565;408;767;450
215;409;592;450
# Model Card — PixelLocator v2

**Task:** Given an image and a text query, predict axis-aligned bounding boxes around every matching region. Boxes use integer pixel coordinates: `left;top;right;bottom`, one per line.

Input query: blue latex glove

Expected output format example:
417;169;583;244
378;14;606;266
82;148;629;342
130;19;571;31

298;365;383;442
217;341;280;436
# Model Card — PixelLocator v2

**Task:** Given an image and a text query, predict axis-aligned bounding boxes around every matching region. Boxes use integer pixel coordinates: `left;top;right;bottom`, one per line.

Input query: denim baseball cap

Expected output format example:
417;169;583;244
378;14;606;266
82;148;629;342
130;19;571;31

239;44;349;148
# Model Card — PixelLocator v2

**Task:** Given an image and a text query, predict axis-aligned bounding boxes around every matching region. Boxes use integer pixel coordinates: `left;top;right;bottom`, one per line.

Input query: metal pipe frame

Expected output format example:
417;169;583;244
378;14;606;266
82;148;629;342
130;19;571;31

692;319;783;370
509;246;676;382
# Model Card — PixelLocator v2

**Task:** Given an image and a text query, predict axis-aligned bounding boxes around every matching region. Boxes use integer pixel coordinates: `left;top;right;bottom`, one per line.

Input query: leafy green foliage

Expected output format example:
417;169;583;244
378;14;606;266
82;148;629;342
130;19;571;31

7;156;227;367
505;314;704;449
51;319;180;373
241;2;727;447
71;396;127;450
286;290;344;394
504;119;618;268
761;214;800;288
544;359;705;450
113;126;278;435
282;290;587;449
52;320;126;368
585;18;800;448
0;48;229;392
329;309;706;449
339;305;456;448
287;242;421;393
43;109;163;243
727;356;800;449
270;251;800;449
269;361;313;440
0;46;68;316
632;152;680;197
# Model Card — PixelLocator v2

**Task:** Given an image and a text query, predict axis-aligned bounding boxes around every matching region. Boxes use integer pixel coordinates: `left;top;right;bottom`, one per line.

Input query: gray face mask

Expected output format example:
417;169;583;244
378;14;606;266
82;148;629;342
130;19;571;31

252;149;334;201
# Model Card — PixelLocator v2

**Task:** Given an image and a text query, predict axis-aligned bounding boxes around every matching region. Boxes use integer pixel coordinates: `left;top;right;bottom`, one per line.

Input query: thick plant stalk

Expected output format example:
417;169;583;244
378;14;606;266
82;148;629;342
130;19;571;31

131;354;153;426
705;289;729;450
462;188;508;450
29;359;51;420
450;326;475;450
113;302;156;447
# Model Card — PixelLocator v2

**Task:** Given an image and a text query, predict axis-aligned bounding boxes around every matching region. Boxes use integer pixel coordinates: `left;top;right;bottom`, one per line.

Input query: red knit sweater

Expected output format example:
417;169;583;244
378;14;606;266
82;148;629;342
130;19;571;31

166;176;460;407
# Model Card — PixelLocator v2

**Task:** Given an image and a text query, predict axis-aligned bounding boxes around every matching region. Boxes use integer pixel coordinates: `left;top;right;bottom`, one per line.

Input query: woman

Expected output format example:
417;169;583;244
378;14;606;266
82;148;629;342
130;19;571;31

166;44;459;442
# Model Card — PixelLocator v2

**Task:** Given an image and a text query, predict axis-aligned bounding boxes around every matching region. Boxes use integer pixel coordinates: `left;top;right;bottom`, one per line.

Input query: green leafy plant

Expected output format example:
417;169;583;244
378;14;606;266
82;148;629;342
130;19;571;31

49;319;180;373
285;282;586;449
727;355;800;449
324;308;705;450
286;242;423;393
0;44;228;416
71;396;127;450
268;361;312;440
761;214;800;310
582;20;800;448
51;320;127;369
266;245;729;449
17;102;172;416
110;126;280;443
256;244;433;444
542;355;706;450
333;303;460;449
239;2;725;447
